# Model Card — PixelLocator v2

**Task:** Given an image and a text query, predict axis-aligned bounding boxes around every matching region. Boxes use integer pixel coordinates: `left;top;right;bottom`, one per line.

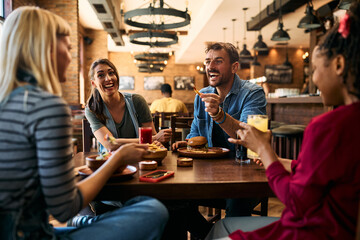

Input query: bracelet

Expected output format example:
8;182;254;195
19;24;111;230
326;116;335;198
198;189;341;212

215;111;226;124
210;107;222;119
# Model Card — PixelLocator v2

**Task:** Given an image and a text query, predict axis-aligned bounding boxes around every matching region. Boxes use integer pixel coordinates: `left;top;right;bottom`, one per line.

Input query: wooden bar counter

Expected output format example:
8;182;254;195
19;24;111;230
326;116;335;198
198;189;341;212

266;95;331;125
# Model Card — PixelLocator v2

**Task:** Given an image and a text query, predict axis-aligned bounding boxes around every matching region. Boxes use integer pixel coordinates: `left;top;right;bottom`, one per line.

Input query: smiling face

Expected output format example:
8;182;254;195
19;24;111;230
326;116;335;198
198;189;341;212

91;63;119;97
205;49;237;87
312;46;345;106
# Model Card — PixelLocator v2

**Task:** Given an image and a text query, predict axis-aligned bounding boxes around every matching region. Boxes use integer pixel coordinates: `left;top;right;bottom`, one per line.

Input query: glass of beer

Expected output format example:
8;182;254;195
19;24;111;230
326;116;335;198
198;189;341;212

247;115;268;159
139;127;153;144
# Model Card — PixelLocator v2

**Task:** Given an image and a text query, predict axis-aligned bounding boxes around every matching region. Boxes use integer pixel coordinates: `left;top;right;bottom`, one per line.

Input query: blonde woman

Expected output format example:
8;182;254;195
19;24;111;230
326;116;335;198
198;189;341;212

0;6;168;239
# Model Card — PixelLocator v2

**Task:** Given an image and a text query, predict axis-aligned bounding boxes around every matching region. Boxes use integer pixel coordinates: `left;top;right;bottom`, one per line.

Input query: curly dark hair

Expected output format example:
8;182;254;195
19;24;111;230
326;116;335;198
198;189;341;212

205;42;240;64
318;2;360;98
86;59;120;124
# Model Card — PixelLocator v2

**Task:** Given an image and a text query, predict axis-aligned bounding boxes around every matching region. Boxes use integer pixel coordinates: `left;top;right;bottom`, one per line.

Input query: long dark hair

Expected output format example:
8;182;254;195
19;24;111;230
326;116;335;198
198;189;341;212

318;2;360;98
86;59;120;124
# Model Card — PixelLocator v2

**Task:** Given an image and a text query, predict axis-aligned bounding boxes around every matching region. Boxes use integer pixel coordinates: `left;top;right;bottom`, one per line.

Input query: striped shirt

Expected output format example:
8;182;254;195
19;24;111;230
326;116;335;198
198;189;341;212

0;86;82;222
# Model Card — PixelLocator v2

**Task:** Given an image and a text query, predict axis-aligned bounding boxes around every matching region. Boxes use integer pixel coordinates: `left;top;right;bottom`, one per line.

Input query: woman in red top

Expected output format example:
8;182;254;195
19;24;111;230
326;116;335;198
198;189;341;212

206;2;360;240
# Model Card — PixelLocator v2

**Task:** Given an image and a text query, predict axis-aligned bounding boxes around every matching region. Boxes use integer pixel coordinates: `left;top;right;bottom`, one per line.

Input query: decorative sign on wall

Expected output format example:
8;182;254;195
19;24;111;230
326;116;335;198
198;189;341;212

174;76;195;90
265;65;293;84
144;76;165;90
119;76;135;90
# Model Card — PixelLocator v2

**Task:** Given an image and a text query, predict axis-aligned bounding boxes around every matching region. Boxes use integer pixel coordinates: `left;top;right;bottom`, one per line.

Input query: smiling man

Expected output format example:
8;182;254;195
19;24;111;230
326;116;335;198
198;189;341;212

172;42;267;236
173;42;267;154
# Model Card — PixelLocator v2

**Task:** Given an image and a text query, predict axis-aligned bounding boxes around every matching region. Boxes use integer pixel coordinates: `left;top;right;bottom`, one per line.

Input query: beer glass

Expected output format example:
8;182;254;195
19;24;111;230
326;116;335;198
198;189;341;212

247;115;268;159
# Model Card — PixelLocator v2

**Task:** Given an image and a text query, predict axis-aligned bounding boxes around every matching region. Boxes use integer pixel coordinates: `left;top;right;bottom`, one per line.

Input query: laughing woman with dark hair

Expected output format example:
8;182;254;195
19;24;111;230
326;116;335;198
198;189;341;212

85;58;172;153
207;3;360;240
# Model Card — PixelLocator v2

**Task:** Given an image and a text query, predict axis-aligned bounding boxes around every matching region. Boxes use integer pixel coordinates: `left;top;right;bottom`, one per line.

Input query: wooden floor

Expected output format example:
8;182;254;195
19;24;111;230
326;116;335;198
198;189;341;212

198;197;284;219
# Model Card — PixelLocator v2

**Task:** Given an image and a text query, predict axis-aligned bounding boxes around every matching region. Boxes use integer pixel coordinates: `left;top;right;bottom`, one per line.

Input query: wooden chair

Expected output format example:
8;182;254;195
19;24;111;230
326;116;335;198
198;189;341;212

170;115;193;146
82;119;97;152
152;114;160;133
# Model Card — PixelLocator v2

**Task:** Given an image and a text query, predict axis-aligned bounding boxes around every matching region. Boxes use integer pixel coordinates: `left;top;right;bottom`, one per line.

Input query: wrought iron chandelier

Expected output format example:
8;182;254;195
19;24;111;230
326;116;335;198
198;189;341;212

124;0;190;30
129;31;178;47
124;0;190;47
133;52;170;73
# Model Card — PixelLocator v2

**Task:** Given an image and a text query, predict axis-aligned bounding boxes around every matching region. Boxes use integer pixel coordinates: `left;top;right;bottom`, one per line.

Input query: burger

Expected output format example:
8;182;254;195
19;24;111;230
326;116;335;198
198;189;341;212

187;136;208;151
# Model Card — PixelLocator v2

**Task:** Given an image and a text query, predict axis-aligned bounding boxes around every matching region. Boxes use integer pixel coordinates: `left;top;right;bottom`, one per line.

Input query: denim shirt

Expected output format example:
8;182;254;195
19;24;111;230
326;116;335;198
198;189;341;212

186;74;267;152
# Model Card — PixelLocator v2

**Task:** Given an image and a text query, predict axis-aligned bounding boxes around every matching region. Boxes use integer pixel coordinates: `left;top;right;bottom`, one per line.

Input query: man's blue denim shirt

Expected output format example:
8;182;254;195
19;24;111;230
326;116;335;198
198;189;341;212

186;74;267;152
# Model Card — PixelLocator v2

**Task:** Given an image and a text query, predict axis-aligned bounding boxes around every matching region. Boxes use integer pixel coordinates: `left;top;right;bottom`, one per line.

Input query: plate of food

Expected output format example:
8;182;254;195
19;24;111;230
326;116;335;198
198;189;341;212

142;143;167;165
177;136;230;158
77;165;137;180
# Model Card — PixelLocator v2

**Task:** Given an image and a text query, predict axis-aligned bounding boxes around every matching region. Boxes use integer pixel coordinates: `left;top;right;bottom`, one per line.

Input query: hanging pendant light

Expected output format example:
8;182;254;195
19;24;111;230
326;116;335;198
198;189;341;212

297;1;322;30
239;7;253;64
271;0;290;41
253;0;269;55
338;0;355;10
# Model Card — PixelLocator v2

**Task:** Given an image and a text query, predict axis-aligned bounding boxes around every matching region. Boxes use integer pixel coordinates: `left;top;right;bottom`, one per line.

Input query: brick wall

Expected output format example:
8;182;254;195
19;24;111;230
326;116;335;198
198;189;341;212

36;0;80;105
13;0;80;105
83;29;109;102
12;0;36;9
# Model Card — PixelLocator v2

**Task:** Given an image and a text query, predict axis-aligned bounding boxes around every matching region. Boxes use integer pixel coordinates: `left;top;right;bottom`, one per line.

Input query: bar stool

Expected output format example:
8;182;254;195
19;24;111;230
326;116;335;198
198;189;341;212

271;125;305;160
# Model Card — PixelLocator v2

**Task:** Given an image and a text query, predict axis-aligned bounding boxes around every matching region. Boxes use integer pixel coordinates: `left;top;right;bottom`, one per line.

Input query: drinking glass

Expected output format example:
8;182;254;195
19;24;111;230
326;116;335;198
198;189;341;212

247;115;268;159
235;136;250;164
139;127;153;144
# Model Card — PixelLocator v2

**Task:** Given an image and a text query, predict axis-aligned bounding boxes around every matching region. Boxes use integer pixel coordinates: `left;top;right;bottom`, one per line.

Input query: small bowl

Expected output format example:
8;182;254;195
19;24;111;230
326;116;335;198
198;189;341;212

86;154;126;173
142;149;167;165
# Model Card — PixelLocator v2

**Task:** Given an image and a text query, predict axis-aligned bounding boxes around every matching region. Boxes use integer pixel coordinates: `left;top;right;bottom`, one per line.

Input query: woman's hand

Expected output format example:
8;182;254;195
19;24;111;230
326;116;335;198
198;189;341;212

111;143;148;167
153;128;172;143
253;158;264;167
228;122;271;158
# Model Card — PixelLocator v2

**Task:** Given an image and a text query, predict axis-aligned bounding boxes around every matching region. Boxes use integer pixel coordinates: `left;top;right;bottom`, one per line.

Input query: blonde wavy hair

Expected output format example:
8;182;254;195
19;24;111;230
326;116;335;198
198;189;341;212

0;6;71;102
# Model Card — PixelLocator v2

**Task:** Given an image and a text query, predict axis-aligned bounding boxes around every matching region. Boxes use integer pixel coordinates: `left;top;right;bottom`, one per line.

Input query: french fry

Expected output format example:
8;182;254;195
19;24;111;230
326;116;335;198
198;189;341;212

193;86;202;96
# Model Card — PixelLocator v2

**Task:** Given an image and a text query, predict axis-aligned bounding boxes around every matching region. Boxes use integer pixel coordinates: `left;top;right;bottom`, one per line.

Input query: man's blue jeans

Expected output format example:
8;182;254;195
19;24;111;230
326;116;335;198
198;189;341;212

55;196;169;240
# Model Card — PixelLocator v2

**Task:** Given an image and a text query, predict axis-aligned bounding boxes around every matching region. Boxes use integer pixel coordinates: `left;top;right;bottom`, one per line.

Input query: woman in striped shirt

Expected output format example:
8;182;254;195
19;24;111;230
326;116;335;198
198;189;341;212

0;6;168;240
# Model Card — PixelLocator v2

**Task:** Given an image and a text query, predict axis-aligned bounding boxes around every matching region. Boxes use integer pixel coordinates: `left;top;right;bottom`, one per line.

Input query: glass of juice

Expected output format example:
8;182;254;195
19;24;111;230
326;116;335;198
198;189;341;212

247;115;268;159
139;127;153;144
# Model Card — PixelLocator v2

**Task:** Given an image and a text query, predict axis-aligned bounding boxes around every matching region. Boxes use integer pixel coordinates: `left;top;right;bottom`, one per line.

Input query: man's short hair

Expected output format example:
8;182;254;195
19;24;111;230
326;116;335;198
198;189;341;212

205;42;239;64
161;83;172;94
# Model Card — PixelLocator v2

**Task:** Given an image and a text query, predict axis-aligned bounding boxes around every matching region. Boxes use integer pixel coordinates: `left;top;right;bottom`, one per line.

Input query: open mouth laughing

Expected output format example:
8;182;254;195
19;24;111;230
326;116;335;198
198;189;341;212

104;82;115;89
208;71;220;80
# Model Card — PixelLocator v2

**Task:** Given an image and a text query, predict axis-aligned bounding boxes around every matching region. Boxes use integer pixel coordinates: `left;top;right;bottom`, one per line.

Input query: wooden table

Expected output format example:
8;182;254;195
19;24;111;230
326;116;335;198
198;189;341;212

74;152;274;201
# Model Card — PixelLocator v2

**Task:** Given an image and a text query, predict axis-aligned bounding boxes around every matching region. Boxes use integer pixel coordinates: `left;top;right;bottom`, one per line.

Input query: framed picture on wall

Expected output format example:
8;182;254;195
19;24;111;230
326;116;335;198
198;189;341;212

265;65;293;84
119;76;135;90
174;76;194;90
144;76;164;90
